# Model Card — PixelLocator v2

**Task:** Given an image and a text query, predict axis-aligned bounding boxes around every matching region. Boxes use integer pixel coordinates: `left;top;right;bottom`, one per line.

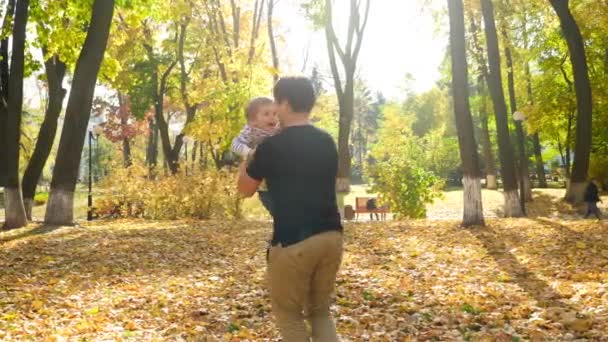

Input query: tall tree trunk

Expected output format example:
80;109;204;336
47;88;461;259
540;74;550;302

267;0;279;83
122;125;131;167
174;20;199;174
117;92;132;167
480;0;522;217
336;77;354;190
0;0;15;188
525;63;547;188
565;112;573;178
550;0;593;203
151;61;177;174
324;0;370;193
604;46;608;76
468;15;497;190
447;0;484;226
146;117;157;170
44;0;115;225
557;139;566;176
3;0;29;229
531;133;546;187
21;54;67;219
502;30;532;201
478;78;498;190
191;141;198;170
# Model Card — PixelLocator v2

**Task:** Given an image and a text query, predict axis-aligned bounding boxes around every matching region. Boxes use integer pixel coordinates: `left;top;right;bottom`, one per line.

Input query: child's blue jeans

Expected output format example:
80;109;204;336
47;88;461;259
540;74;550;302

258;191;273;262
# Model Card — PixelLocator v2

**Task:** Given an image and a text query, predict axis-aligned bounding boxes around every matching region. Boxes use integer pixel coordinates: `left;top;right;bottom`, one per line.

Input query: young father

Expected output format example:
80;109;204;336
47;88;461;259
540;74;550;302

237;76;343;341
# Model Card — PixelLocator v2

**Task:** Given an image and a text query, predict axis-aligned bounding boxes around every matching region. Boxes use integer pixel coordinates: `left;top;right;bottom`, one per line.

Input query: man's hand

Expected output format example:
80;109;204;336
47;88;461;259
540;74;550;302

237;161;261;197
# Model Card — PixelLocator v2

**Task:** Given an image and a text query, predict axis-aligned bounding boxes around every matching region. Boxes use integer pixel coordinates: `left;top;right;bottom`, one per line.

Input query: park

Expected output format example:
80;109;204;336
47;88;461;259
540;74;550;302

1;0;608;340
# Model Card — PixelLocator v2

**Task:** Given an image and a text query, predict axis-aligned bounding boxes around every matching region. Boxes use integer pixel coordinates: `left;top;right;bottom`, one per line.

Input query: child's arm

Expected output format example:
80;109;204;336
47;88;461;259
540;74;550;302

231;126;254;159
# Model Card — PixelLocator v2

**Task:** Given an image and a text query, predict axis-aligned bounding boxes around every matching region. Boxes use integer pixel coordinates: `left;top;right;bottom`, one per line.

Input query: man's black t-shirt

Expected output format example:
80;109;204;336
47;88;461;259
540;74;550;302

247;125;343;247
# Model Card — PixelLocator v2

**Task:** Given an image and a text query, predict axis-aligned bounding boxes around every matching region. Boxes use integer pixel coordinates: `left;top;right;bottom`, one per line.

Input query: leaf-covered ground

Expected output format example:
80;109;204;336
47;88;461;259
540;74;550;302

1;217;607;341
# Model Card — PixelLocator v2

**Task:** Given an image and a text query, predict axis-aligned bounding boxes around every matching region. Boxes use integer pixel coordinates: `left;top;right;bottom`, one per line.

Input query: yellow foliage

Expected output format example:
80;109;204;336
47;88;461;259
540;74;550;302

1;219;607;340
97;163;243;220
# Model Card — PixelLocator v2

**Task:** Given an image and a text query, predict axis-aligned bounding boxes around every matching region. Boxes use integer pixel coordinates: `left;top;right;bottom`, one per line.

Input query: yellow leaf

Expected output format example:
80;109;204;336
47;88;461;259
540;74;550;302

85;306;100;315
576;241;587;249
41;256;55;263
2;313;17;321
124;320;137;330
32;300;44;310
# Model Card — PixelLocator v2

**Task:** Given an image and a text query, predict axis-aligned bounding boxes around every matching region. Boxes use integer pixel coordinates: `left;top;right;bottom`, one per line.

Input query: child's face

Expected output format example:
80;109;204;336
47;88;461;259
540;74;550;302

251;104;278;132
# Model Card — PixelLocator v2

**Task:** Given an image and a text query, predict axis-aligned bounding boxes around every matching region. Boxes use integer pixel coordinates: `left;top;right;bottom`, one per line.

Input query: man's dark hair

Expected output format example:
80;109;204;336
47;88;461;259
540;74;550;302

273;76;316;113
245;97;273;121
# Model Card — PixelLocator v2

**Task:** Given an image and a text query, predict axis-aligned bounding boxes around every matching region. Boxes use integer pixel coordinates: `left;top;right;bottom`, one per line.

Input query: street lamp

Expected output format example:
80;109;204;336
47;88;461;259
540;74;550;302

513;111;527;216
87;124;104;221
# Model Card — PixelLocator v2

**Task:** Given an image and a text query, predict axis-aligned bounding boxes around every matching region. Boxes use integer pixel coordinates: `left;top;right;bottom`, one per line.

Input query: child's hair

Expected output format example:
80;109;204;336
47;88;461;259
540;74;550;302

245;97;273;121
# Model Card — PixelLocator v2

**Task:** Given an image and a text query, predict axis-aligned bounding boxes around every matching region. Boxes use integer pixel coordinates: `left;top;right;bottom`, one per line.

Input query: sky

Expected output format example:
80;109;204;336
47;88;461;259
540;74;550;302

23;0;448;112
274;0;448;100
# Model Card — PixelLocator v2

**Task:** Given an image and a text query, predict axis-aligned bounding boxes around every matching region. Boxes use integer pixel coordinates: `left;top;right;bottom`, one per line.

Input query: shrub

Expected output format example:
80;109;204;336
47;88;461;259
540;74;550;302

96;163;244;220
368;154;443;219
34;192;49;206
589;154;608;190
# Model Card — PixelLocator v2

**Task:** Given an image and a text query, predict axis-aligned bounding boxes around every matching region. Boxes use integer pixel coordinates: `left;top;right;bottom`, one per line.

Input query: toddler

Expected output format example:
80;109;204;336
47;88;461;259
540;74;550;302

231;97;278;261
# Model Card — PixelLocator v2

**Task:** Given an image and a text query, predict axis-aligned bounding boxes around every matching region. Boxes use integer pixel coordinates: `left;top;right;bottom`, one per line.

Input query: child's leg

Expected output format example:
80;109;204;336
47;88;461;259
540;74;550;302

258;191;273;263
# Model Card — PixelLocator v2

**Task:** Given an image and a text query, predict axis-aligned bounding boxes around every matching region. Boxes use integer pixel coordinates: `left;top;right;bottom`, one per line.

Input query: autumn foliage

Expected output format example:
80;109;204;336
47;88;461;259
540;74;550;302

96;163;243;220
1;218;607;340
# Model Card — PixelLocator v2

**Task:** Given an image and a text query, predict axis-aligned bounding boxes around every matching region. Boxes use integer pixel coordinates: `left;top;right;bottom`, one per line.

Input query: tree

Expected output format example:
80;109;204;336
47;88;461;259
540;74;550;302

21;52;67;219
521;6;547;188
0;0;15;189
502;27;532;201
480;0;522;217
187;0;272;169
447;0;484;226
467;10;498;190
267;0;279;83
323;0;370;191
3;0;29;229
44;0;115;225
549;0;593;203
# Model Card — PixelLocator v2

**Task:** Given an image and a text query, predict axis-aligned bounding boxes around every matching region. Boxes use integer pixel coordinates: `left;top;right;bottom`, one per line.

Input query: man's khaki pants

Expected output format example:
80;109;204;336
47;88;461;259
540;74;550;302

267;231;343;342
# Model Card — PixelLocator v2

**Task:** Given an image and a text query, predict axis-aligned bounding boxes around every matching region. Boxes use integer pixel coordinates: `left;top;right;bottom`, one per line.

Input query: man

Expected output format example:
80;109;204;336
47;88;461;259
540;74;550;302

584;178;602;219
237;76;343;341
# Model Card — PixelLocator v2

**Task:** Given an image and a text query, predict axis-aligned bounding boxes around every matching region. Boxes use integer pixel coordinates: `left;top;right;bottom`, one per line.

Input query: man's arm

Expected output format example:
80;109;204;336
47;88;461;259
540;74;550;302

237;161;261;197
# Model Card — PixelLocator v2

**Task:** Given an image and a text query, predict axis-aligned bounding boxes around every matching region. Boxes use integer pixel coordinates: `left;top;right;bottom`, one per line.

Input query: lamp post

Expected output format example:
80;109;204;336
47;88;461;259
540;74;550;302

513;111;527;216
87;124;104;221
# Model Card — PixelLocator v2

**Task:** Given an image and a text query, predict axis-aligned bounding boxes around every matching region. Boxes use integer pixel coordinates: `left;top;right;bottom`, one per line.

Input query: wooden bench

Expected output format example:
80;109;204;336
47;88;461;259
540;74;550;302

354;197;389;221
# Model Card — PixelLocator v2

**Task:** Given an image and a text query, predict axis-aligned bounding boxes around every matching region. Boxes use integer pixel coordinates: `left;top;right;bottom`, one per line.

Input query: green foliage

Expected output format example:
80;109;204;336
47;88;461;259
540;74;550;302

589;154;608;189
311;93;339;142
368;102;444;219
97;163;243;220
369;89;460;186
33;192;49;206
300;0;325;29
368;154;443;219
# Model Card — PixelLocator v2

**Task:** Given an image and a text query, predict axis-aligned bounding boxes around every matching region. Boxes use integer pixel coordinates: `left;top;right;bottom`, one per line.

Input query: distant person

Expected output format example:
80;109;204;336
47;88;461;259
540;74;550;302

584;179;602;219
366;198;379;221
237;76;343;341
